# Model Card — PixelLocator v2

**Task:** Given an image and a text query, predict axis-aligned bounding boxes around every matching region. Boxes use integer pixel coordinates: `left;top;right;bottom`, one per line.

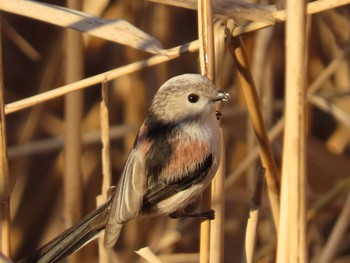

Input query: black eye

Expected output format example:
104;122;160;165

187;93;199;103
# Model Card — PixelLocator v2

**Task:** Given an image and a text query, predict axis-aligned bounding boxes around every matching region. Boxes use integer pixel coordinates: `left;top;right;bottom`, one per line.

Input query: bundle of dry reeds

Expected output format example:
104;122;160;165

0;0;349;262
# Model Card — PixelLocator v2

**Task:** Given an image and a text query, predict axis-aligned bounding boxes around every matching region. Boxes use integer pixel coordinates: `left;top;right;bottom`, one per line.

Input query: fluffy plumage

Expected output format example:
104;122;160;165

104;74;229;247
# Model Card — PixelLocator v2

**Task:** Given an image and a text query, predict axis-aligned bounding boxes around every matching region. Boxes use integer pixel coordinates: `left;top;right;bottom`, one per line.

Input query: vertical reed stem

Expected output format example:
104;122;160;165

210;129;225;263
0;20;11;258
64;1;84;262
97;80;112;263
277;0;308;262
198;0;215;262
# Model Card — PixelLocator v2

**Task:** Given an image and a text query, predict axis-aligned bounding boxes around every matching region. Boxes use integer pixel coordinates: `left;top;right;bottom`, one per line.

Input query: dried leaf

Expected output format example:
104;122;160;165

0;0;164;54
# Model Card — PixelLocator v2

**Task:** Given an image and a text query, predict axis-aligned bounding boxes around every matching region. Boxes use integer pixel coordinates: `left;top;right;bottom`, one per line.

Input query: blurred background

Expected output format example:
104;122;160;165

1;0;350;262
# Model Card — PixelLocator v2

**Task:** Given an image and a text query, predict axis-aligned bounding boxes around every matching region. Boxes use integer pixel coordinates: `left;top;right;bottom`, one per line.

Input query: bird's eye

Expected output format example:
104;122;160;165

187;93;199;103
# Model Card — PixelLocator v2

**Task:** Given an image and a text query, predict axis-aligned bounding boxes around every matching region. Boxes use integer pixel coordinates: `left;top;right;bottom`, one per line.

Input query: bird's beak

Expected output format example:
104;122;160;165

211;90;230;102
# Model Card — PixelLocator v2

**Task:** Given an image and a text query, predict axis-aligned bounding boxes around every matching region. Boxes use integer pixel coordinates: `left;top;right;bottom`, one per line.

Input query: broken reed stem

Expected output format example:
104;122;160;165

97;80;113;263
312;194;350;263
228;37;280;231
99;80;112;199
0;22;11;257
276;0;307;262
242;167;265;263
63;2;84;263
197;0;215;262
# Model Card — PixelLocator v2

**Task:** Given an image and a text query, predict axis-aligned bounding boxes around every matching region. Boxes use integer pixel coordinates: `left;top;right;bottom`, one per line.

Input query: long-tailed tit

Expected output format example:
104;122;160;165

19;74;229;262
105;73;229;247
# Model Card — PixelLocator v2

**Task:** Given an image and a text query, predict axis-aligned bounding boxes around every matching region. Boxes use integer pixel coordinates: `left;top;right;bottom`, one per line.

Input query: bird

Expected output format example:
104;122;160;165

104;73;229;247
18;74;229;263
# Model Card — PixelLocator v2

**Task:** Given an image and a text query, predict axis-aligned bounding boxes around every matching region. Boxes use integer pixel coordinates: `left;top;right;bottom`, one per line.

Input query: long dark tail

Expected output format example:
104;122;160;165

18;200;111;263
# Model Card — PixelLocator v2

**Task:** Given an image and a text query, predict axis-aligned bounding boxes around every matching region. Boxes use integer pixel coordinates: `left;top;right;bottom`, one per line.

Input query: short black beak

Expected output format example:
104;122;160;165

211;90;230;102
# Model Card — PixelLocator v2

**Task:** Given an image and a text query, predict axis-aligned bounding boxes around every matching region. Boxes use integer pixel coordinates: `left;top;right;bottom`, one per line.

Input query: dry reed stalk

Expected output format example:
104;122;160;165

99;80;112;201
197;0;215;262
63;2;84;262
312;194;350;263
7;124;135;158
242;167;265;263
225;117;285;188
307;44;350;95
1;18;40;61
276;0;307;262
97;80;113;263
228;37;280;230
209;19;230;263
210;129;225;263
5;40;200;115
0;23;11;258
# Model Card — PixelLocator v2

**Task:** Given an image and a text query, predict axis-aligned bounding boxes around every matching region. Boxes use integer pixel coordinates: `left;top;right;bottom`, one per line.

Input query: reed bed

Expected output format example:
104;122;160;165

0;0;350;262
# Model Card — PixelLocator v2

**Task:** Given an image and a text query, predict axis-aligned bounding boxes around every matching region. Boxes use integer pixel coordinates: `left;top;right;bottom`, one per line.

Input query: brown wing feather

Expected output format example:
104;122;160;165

104;147;146;247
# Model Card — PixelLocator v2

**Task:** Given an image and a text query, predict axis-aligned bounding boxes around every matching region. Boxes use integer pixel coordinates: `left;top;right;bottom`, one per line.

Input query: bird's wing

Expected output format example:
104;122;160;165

142;153;213;210
105;147;146;247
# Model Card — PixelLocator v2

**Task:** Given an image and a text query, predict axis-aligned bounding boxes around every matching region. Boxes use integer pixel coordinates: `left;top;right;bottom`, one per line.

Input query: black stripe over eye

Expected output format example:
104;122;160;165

187;93;199;103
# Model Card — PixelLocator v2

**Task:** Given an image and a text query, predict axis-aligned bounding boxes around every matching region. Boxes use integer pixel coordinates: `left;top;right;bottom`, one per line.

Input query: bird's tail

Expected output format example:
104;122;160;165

18;200;111;263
